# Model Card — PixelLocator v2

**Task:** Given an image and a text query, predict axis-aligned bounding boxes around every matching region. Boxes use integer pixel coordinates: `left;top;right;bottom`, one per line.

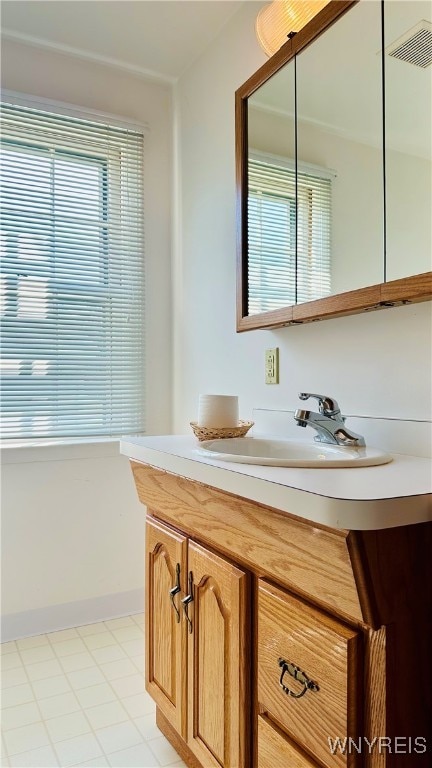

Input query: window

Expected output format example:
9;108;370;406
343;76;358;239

248;152;332;314
0;102;145;439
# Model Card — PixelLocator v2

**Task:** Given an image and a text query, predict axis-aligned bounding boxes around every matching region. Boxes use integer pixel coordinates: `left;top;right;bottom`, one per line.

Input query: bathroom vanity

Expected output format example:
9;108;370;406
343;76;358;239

121;436;432;768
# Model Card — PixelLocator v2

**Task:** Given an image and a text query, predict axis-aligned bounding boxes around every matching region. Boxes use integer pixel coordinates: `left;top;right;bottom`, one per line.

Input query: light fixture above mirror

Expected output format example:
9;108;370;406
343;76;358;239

256;0;331;56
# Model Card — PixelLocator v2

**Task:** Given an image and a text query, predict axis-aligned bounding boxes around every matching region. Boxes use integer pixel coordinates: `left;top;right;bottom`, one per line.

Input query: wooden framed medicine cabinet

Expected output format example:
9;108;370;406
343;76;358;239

235;0;432;332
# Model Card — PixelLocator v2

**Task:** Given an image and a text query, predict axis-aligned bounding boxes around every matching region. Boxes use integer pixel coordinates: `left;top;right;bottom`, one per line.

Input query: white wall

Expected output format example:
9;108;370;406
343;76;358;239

173;1;432;434
1;446;145;640
1;40;173;638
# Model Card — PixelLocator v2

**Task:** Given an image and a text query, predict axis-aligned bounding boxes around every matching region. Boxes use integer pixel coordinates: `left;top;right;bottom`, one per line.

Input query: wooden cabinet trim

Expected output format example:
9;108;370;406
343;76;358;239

133;462;363;624
348;524;432;766
364;627;386;768
156;708;204;768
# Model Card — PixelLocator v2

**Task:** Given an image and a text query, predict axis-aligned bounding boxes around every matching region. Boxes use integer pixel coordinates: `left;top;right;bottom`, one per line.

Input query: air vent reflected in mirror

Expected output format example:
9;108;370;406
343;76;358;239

386;20;432;68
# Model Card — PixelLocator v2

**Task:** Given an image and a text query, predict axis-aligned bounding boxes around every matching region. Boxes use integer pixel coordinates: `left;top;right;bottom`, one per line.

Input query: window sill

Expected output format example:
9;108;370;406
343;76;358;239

0;436;138;464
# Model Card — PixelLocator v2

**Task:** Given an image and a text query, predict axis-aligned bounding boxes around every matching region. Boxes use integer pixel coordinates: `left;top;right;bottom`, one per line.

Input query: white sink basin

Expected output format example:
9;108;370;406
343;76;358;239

195;437;393;468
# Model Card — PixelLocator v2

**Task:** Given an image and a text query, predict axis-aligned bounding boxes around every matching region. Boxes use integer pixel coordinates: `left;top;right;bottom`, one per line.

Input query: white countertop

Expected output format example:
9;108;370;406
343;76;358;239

120;435;432;531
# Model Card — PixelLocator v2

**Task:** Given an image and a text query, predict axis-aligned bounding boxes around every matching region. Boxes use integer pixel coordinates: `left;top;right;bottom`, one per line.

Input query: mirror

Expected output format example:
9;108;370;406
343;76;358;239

236;0;432;331
248;60;296;314
296;0;383;300
384;0;431;281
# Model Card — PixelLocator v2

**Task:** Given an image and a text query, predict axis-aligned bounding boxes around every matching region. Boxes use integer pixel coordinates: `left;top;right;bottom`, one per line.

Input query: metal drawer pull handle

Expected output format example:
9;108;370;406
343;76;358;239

278;658;320;699
169;563;181;623
181;571;194;633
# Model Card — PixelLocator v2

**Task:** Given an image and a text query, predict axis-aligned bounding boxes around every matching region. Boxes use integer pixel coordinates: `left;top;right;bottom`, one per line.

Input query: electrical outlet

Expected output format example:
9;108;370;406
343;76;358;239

265;348;279;384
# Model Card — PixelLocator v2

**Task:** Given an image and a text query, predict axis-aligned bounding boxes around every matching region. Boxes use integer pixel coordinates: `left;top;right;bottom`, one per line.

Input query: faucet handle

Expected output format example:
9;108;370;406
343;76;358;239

298;393;342;417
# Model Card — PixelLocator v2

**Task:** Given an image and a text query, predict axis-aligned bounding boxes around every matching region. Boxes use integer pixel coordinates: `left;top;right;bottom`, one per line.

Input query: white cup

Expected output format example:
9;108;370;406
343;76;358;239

197;394;239;428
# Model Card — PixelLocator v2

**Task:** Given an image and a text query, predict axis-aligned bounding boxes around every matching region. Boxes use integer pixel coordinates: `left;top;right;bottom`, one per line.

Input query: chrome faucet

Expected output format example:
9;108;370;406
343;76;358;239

294;393;365;447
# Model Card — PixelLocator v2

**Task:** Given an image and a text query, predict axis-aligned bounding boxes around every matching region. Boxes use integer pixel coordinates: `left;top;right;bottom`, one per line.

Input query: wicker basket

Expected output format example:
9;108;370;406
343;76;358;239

190;420;254;442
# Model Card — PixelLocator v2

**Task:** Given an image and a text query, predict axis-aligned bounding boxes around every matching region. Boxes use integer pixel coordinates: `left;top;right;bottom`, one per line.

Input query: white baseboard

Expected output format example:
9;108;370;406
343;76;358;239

1;588;144;642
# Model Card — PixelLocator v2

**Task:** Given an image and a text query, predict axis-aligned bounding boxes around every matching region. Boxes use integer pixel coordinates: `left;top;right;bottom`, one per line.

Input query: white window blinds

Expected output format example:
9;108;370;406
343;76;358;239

0;102;145;439
248;153;332;314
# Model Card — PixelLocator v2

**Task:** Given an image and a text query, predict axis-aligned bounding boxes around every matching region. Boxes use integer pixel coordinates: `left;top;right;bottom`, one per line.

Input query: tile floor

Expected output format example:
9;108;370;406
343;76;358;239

1;615;186;768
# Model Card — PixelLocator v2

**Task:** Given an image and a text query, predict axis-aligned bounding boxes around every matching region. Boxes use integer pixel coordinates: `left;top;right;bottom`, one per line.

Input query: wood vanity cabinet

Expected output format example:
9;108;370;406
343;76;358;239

132;461;431;768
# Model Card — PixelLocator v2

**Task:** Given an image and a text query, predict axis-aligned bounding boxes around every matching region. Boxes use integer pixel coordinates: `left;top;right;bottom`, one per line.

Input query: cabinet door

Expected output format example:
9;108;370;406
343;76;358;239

186;541;248;768
145;516;187;738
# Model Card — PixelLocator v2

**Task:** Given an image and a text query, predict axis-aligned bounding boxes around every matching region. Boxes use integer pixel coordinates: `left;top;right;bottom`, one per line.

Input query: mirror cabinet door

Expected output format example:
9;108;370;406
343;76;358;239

384;0;432;281
296;0;384;302
247;60;296;315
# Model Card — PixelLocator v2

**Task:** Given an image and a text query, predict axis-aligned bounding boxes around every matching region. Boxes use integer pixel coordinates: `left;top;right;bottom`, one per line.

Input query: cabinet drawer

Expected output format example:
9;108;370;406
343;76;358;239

258;581;361;768
258;716;318;767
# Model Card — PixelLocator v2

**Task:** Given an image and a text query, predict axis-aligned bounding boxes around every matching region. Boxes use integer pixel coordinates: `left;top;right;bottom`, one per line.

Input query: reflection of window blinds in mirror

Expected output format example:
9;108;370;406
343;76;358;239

248;153;332;314
296;170;331;305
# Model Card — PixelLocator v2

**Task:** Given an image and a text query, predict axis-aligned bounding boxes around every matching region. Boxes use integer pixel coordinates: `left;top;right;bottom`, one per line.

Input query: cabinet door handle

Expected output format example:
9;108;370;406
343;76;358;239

278;657;319;699
181;571;194;633
169;563;181;623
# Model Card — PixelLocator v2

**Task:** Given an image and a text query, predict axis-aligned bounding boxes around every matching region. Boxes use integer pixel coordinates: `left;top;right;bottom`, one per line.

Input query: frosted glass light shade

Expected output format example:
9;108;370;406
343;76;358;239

256;0;331;56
